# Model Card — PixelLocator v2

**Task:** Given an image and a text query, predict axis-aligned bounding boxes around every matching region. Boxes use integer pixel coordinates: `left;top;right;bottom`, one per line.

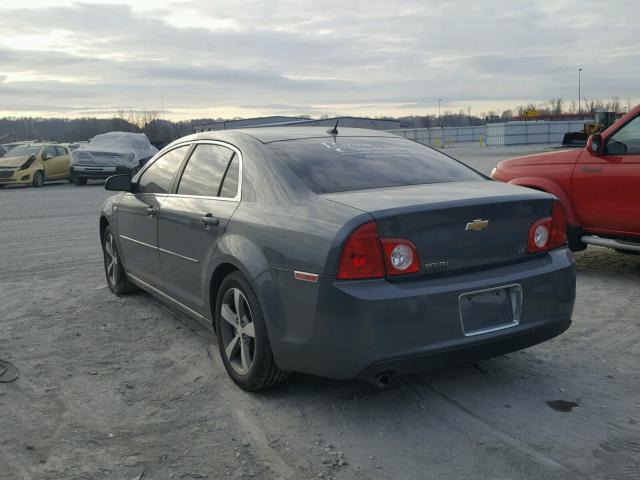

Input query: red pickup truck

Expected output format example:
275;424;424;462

491;105;640;252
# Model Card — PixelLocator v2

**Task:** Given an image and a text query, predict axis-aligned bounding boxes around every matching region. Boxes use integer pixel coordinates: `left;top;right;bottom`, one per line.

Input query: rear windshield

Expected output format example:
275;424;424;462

266;137;483;194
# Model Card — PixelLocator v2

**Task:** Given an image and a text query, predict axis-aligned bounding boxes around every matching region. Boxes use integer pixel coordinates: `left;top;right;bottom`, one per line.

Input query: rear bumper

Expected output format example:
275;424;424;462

71;165;134;179
358;317;570;380
266;248;576;379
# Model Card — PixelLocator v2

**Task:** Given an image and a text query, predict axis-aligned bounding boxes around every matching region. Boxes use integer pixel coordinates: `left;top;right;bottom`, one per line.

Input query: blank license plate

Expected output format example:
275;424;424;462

459;285;523;336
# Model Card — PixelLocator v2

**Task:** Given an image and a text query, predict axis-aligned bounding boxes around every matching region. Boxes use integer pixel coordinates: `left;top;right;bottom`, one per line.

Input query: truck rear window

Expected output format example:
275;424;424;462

267;137;483;194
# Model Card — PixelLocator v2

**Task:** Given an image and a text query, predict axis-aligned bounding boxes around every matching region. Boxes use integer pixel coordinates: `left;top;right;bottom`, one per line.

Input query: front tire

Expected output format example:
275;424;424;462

103;226;138;294
32;171;44;187
74;176;87;186
215;272;288;391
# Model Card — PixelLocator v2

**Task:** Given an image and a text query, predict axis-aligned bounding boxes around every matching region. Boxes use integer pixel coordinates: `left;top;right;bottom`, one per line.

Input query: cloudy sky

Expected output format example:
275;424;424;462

0;0;638;120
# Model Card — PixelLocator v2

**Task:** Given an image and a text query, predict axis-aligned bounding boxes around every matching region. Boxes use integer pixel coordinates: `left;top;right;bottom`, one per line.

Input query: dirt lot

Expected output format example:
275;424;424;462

1;146;639;480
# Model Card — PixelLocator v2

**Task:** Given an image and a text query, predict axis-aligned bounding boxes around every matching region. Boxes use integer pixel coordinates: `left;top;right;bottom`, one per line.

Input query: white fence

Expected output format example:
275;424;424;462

390;119;593;146
389;126;485;146
485;120;592;145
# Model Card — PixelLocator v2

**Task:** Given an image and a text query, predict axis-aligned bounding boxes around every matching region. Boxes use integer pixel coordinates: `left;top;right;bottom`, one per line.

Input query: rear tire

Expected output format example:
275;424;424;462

215;272;288;391
74;176;87;186
32;171;44;187
103;226;138;294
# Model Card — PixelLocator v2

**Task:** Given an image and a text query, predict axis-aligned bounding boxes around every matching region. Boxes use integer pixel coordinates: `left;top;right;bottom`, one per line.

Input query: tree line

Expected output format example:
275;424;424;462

1;97;635;143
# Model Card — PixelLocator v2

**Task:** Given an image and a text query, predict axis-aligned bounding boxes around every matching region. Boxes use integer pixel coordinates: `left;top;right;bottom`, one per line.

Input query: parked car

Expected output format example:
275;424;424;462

66;141;88;151
70;132;157;185
492;105;640;253
0;143;70;188
99;127;576;391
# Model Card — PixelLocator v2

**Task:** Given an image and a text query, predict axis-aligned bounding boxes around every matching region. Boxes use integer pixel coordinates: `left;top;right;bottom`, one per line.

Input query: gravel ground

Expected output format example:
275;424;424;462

1;146;639;480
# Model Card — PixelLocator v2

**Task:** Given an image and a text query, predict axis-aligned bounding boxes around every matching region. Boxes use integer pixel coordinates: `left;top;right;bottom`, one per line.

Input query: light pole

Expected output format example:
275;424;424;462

438;98;442;127
578;68;583;114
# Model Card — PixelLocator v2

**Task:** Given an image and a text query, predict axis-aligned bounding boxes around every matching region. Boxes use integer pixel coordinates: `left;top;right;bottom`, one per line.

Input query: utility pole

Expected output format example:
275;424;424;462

438;98;442;127
578;68;583;114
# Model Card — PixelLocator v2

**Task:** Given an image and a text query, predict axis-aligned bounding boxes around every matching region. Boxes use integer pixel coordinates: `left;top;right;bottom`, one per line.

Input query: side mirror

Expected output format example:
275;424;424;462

586;134;602;154
105;174;132;192
42;152;51;161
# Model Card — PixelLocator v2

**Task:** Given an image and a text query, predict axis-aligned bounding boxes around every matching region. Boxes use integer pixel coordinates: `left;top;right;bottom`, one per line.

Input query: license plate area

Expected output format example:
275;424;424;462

459;284;522;337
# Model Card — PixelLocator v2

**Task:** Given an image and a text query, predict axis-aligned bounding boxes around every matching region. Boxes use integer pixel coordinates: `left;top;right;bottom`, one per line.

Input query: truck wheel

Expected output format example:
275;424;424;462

567;225;587;252
74;177;87;186
32;171;45;187
215;272;289;391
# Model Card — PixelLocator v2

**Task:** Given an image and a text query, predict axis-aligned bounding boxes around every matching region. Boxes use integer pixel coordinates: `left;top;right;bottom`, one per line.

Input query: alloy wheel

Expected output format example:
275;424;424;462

220;288;256;375
104;233;118;286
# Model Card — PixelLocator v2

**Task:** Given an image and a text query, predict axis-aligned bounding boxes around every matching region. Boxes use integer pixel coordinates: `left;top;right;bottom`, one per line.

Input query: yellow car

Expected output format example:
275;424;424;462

0;143;71;188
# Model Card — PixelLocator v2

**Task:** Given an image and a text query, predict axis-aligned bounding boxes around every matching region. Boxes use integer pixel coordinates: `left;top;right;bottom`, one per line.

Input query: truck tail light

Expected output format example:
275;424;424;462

337;222;420;280
528;201;567;253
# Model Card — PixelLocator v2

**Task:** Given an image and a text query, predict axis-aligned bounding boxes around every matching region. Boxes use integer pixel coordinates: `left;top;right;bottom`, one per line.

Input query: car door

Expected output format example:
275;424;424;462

55;146;71;178
158;142;241;314
572;113;640;235
41;146;62;179
116;145;191;288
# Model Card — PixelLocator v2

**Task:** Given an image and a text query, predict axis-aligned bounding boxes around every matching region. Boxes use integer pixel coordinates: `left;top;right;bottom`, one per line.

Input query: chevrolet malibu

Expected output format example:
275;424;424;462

99;127;576;391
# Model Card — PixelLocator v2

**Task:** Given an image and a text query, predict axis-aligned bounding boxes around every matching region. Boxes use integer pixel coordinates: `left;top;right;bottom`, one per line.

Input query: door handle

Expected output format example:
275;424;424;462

146;206;159;217
201;213;220;229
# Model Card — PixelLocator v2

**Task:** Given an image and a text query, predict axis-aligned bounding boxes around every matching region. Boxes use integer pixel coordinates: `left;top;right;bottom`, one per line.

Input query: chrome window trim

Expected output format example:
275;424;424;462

134;140;243;202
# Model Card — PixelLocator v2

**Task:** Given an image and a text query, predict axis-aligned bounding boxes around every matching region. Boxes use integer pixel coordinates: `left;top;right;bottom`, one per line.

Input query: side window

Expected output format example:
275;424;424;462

137;145;189;194
219;157;239;198
607;116;640;155
43;146;57;160
177;144;235;197
56;146;68;156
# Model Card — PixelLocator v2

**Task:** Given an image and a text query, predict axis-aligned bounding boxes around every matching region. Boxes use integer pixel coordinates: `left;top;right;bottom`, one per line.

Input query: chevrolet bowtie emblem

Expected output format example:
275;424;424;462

465;219;489;231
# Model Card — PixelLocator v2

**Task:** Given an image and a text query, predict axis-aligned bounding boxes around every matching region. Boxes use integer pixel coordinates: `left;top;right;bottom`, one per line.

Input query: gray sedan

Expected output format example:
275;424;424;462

99;127;575;391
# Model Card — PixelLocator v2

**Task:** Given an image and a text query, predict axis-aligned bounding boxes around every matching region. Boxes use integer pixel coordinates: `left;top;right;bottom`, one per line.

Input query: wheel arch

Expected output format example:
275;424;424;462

99;215;109;243
208;262;240;332
507;176;580;226
206;233;279;340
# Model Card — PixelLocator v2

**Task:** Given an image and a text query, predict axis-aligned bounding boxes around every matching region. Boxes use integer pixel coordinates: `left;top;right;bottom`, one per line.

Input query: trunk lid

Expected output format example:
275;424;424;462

323;180;555;277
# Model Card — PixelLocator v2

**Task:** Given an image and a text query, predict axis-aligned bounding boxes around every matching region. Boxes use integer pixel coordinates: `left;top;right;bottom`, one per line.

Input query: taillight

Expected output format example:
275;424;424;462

527;201;567;253
336;221;385;280
549;201;567;249
337;222;420;280
380;239;420;275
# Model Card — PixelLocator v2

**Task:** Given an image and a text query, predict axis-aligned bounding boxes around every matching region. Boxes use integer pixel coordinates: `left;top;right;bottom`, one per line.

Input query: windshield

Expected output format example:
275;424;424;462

267;136;483;194
4;145;41;157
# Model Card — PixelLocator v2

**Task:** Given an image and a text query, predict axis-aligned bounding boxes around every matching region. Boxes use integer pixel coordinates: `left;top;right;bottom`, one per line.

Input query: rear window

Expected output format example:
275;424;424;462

266;137;483;194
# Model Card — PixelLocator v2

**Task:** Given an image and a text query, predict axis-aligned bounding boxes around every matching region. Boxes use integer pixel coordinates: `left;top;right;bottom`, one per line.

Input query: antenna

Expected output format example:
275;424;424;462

327;119;339;135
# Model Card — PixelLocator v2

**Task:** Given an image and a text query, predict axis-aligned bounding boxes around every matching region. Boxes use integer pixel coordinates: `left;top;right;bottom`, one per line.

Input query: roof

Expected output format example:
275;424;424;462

238;126;399;143
188;126;399;144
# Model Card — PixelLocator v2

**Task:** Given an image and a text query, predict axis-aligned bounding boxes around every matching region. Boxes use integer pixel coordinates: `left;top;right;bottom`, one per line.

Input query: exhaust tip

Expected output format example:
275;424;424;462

375;372;393;389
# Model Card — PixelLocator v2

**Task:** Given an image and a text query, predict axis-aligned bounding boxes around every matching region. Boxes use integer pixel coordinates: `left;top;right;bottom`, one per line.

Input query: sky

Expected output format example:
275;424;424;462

0;0;638;120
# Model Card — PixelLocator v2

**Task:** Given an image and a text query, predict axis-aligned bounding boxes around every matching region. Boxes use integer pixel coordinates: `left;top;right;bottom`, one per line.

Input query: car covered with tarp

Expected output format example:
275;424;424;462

70;132;157;185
